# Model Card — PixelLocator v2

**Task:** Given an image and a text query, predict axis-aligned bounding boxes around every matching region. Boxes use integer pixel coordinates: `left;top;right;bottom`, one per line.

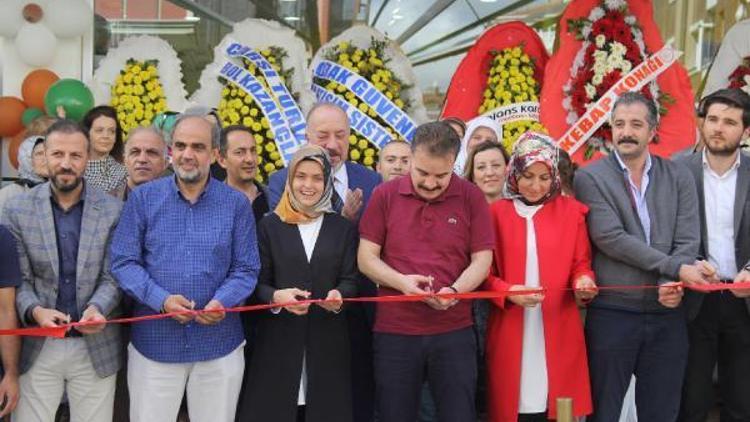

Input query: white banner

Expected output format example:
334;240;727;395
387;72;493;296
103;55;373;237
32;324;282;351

312;60;417;141
557;45;681;155
223;40;306;148
483;101;540;124
218;60;304;165
312;83;392;149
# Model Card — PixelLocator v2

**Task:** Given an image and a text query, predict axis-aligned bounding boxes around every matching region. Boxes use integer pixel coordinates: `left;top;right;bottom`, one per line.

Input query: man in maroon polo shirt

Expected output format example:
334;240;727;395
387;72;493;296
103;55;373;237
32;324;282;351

358;121;494;422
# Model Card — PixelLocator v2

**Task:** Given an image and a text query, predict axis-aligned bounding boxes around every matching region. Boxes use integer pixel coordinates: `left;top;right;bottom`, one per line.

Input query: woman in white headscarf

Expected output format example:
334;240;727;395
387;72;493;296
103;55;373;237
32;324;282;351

0;136;47;219
454;116;503;175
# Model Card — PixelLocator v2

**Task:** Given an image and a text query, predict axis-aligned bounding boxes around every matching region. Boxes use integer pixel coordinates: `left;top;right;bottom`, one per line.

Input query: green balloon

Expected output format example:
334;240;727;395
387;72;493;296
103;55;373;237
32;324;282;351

44;79;95;122
22;107;44;127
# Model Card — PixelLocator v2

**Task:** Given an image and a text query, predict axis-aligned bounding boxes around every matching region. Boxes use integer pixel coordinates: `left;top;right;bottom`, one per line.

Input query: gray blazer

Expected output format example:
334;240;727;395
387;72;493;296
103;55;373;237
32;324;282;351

679;152;750;319
574;153;700;312
0;183;123;377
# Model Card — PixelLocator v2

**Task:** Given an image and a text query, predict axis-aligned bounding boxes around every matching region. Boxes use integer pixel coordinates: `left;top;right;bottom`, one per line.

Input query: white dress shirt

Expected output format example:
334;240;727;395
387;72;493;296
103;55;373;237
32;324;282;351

514;200;549;414
703;151;740;279
295;215;324;405
333;163;349;206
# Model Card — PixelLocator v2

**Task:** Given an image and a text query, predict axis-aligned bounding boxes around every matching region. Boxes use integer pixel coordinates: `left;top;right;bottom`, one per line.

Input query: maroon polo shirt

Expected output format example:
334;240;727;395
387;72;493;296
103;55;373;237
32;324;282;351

359;173;494;335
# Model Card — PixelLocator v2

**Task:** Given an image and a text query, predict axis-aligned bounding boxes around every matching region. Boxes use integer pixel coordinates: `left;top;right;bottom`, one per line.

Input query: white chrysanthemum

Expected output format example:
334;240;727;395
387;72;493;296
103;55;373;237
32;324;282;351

624;15;636;25
605;0;627;10
595;34;606;48
593;74;604;85
610;42;627;56
585;83;597;99
589;7;606;21
562;97;572;109
621;60;633;73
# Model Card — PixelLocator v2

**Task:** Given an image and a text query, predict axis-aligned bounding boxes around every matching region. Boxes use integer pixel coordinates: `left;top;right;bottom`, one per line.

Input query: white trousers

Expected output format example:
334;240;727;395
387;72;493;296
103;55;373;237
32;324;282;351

12;338;116;422
127;342;244;422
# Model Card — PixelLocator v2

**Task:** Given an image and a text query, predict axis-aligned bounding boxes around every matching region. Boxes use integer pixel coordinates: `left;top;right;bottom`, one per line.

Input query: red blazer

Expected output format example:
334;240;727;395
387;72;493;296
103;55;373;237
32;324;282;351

485;195;594;422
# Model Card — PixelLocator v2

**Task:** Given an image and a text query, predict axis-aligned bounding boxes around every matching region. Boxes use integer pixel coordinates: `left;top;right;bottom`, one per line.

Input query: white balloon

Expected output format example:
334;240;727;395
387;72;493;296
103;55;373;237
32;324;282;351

15;22;57;67
44;0;92;38
0;0;26;38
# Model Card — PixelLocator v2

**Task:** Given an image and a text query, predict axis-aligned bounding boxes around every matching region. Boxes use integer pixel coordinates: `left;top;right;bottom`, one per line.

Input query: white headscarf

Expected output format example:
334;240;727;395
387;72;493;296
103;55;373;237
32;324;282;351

454;116;503;175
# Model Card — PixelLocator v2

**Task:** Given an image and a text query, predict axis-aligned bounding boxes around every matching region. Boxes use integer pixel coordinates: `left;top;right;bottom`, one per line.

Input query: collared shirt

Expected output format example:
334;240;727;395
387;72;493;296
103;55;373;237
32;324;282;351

333;163;349;206
702;150;740;279
614;151;653;245
51;192;83;323
111;176;260;363
359;174;495;335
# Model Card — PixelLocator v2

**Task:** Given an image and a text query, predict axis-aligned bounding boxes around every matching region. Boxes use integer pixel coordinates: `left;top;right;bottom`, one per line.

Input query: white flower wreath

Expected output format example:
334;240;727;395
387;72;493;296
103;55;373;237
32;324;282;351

190;18;313;113
311;24;429;125
91;35;188;112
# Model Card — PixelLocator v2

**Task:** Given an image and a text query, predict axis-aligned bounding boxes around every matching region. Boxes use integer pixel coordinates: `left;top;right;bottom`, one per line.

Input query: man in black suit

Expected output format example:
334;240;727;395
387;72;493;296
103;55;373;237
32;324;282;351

679;88;750;422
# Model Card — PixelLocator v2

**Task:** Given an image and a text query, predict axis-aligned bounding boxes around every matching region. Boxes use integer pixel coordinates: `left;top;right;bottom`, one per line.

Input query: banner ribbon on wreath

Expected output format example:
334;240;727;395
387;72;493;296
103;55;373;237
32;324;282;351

556;45;681;155
311;83;392;149
312;59;418;143
5;281;748;338
483;101;540;125
218;60;302;165
223;40;307;150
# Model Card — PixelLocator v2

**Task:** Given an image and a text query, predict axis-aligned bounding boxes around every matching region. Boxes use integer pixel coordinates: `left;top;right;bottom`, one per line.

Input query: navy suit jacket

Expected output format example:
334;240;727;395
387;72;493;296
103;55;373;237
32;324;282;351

267;161;381;221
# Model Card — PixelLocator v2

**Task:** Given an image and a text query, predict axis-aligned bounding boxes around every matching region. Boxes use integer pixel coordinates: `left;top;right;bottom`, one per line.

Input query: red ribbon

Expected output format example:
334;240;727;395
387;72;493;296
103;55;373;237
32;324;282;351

5;282;749;338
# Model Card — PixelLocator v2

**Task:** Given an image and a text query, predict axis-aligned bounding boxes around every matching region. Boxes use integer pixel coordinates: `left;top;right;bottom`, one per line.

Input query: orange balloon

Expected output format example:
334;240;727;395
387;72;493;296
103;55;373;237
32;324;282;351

8;130;27;170
0;97;26;138
22;69;59;110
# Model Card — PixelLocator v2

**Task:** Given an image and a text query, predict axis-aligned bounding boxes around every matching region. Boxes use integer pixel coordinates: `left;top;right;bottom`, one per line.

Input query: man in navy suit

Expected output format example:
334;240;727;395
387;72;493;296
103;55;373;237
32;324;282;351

267;102;381;422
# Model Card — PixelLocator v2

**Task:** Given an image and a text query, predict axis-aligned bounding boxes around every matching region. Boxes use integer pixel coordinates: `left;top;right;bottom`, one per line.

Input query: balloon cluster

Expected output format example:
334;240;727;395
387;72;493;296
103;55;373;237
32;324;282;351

314;40;411;169
0;0;93;67
0;68;93;169
217;48;293;183
111;59;168;137
479;46;546;153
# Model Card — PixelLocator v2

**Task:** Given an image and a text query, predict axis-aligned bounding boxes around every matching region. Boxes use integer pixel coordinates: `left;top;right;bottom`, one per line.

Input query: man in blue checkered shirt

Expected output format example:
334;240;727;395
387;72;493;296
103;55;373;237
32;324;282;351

110;114;259;422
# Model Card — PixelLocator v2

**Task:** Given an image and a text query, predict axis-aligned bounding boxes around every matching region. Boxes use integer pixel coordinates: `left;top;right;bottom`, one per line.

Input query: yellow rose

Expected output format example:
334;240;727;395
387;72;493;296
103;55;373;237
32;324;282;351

350;149;361;160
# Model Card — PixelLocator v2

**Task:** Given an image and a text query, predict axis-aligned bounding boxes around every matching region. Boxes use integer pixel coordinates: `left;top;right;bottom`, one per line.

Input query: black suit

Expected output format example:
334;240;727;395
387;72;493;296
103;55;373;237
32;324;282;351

237;213;359;422
679;152;750;422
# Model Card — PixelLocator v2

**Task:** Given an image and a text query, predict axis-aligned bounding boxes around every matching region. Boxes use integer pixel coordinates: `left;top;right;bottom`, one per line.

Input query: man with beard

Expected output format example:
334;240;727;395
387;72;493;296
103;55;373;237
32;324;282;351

574;92;706;422
0;119;123;421
358;122;494;422
678;88;750;422
110;114;259;422
267;102;381;422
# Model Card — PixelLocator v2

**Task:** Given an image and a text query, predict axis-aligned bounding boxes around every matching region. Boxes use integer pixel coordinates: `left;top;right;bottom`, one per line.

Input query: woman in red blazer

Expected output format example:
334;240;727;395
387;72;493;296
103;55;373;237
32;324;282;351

485;132;597;422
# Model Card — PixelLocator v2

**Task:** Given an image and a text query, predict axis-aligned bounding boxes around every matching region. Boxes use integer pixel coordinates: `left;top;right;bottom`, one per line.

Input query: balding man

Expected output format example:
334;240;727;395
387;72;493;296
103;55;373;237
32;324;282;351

267;102;381;422
112;127;168;201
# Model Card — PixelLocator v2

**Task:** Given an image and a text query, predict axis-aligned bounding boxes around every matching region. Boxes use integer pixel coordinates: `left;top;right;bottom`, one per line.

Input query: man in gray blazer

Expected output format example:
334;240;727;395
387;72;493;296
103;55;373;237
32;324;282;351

1;119;122;422
678;88;750;422
574;92;705;422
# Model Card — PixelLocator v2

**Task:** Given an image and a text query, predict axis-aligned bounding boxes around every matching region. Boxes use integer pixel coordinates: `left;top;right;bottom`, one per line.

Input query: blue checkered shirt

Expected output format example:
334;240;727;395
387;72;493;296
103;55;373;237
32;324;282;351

110;176;259;363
